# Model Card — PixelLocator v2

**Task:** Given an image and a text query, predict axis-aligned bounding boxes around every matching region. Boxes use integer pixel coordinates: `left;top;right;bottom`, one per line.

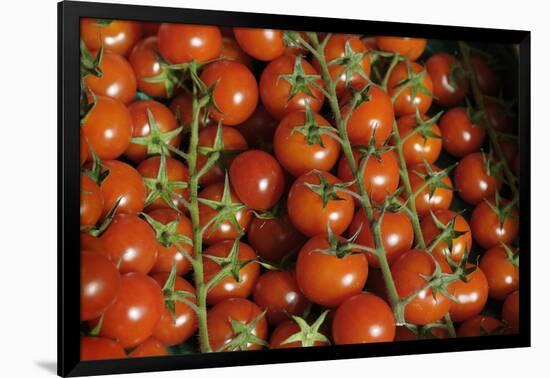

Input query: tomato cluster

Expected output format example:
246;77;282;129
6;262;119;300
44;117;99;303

79;19;520;360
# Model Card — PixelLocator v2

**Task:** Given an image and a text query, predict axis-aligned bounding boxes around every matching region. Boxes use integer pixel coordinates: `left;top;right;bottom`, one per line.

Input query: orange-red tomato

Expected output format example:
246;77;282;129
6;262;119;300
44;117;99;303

84;52;137;104
81;19;142;56
375;36;426;61
80;337;126;361
502;290;519;334
233;28;285;61
80;233;104;254
449;265;489;322
407;163;453;216
457;315;504;337
479;245;519;300
80;133;90;165
388;61;433;117
454;152;502;205
395;113;442;165
269;319;328;348
80;174;104;230
157;23;222;63
220;37;253;68
471;199;519;249
129;338;168;358
425;52;468;107
439;107;486;158
129;36;169;98
141;22;160;37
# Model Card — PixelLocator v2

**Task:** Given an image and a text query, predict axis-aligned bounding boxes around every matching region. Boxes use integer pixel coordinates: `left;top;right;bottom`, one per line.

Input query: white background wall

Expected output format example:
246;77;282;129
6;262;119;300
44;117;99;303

0;0;545;376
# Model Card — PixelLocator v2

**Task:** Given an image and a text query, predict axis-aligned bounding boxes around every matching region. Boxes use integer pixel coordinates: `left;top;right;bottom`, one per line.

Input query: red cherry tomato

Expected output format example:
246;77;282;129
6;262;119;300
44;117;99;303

141;22;160;37
80;250;121;321
81;233;104;254
234;105;278;150
220;37;253;68
439;107;486;158
449;264;489;322
484;98;515;132
129;338;168;358
332;292;396;344
99;160;147;216
81;19;142;56
80;337;126;361
100;214;158;274
157;23;222;64
296;234;368;308
233;28;285;61
425;53;468;107
479;245;519;300
407;163;453;216
80;133;90;165
470;54;499;96
84;52;137;104
388;61;433;117
395;113;442;165
375;36;426;61
80;173;104;230
129;36;169;98
470;199;519;249
457;315;504;337
454;152;502;205
269;319;328;348
287;170;354;237
502;290;519;334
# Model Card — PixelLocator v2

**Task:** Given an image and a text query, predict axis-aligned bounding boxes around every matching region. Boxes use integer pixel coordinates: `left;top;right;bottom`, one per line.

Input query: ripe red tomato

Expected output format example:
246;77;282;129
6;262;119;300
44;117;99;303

200;60;259;125
287;170;354;237
233;28;285;61
229;150;285;211
80;250;121;321
202;240;259;305
348;209;413;268
141;22;160;37
198;182;252;245
84;52;137;105
407;163;453;216
207;298;268;351
80;337;126;361
498;138;519;167
439;107;486;158
375;36;426;61
80;173;104;230
81;19;142;56
457;315;504;337
454;152;502;205
394;325;448;340
296;234;368;308
274;110;341;177
470;54;499;96
100;214;158;274
342;86;394;146
395;114;442;165
98;160;147;216
425;53;468;107
247;213;305;263
137;156;190;212
269;319;328;348
337;150;400;204
484;98;515;132
129;37;169;99
479;245;519;300
81;233;104;254
81;95;132;160
316;34;371;95
220;37;253;68
234;105;278;150
332;292;396;344
470;199;519;249
125;100;181;163
253;270;310;325
98;272;164;348
151;273;198;346
391;249;452;325
157;23;222;63
388;61;433;117
260;55;325;120
449;264;489;322
129;338;168;358
502;290;519;334
147;208;194;276
80;133;90;165
420;209;472;263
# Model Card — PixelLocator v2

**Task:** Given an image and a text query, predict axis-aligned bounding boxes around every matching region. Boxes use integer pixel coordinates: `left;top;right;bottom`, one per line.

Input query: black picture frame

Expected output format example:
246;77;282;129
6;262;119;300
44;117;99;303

58;1;531;376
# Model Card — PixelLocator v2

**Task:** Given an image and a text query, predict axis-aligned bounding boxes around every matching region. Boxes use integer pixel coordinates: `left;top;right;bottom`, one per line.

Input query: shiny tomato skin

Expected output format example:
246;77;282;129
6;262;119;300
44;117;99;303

80;133;90;165
502;290;519;334
100;214;158;274
332;292;396;344
99;272;164;348
247;214;305;263
388;61;433;117
129;37;168;98
420;209;472;263
85;52;137;105
449;264;489;322
270;319;328;348
198;182;252;245
425;53;468;107
207;298;268;351
80;250;121;321
253;270;310;325
98;160;147;217
233;28;285;61
296;234;368;308
137;156;190;212
197;125;248;186
125;100;181;163
287;171;354;237
407;163;453;216
470;54;499;96
202;241;259;305
81;233;104;254
151;273;198;346
274;111;341;177
80;173;104;230
81;95;132;160
395;114;442;165
200;60;258;126
260;55;325;120
129;338;168;357
220;37;253;68
457;315;504;337
81;19;142;56
343;86;394;146
147;209;194;276
454;152;502;205
471;199;519;249
157;23;222;63
375;36;426;61
234;105;278;150
229;150;285;211
337;150;400;205
80;337;126;361
391;249;452;325
479;245;519;300
348;209;413;268
439;107;486;158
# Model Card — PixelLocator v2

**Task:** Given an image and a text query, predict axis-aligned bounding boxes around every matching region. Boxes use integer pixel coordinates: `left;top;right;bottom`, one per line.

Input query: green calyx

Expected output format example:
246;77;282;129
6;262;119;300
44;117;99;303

142;154;189;211
82;147;109;185
204;234;255;283
315;223;374;259
220;311;267;352
485;191;518;230
501;243;519;268
290;103;337;147
327;40;370;87
465;97;485;125
279;310;330;348
410;109;444;142
279;55;321;101
448;61;467;89
303;170;353;208
161;263;197;321
413;161;455;200
80;40;103;79
392;61;433;101
131;109;185;159
425;210;469;256
141;211;193;249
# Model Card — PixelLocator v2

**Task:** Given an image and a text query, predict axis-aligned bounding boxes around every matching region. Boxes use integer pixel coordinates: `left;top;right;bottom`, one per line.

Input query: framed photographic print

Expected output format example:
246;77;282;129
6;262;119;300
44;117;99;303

58;0;531;376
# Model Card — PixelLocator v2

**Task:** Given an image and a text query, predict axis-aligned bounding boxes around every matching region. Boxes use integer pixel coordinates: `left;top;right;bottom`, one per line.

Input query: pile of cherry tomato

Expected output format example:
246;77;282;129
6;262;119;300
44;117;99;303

79;18;520;361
